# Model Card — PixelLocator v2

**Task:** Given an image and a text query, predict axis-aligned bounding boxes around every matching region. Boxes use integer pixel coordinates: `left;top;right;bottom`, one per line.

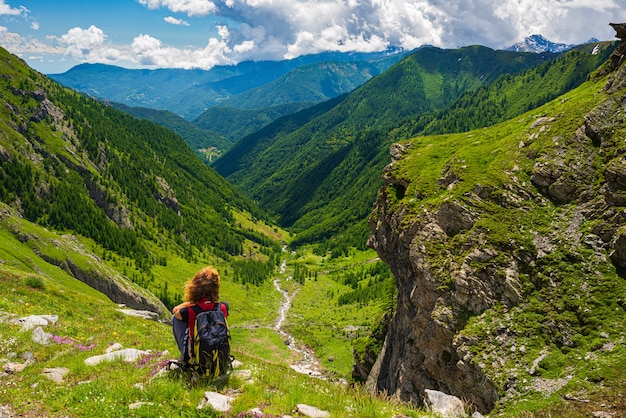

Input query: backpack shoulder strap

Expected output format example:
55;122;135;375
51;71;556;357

216;302;228;317
186;305;199;340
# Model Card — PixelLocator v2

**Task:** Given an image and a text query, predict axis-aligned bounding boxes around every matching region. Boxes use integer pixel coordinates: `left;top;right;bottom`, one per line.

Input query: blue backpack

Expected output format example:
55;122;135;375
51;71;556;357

186;302;232;377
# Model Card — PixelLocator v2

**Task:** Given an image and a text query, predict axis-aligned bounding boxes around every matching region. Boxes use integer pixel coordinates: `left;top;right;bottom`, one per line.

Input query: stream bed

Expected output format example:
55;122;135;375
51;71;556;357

273;276;324;378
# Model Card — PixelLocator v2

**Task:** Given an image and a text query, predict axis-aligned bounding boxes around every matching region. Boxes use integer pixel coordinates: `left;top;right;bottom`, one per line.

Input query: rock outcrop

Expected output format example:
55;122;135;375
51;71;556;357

5;208;168;317
366;180;501;412
365;24;626;414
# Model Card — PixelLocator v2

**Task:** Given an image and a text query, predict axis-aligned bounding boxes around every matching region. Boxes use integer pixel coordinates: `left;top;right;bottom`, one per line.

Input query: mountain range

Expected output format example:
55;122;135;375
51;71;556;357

47;34;600;163
48;48;408;120
212;42;616;251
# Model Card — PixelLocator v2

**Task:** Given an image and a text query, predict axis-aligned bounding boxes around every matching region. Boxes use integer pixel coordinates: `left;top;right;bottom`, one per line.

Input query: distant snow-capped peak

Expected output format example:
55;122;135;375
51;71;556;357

505;34;599;53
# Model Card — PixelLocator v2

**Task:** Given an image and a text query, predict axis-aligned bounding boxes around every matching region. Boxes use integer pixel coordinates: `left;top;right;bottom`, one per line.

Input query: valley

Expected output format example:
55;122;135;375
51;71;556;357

1;23;626;418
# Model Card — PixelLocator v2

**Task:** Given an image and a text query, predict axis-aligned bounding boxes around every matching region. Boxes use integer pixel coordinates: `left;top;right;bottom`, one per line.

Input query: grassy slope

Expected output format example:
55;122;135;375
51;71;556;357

0;209;428;417
386;64;626;416
285;248;392;375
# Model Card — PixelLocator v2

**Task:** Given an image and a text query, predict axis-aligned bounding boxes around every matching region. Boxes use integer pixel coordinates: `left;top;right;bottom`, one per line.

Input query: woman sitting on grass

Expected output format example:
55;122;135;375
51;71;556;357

171;266;229;364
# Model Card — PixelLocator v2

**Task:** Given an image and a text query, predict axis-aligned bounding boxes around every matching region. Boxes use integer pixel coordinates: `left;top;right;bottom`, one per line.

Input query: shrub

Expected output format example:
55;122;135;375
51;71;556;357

24;275;45;290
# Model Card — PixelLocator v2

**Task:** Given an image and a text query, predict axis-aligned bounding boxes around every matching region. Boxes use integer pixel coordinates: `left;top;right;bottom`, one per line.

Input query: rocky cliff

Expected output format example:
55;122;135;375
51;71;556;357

365;24;626;414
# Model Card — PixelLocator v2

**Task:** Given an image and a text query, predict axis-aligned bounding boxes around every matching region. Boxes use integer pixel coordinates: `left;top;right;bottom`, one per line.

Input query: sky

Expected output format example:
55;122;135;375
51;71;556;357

0;0;624;74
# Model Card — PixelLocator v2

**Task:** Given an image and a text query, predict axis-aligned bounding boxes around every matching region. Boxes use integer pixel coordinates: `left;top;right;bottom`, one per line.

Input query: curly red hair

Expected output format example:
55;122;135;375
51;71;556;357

183;266;220;303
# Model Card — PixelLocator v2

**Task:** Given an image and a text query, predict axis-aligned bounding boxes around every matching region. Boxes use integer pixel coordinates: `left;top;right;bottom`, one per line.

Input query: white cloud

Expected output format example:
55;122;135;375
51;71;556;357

7;0;626;72
137;0;216;16
131;31;234;68
490;0;624;45
164;16;190;25
233;39;255;54
122;0;626;68
131;33;163;55
0;25;63;55
0;0;26;16
58;25;106;58
217;25;229;39
0;25;23;49
195;0;451;60
31;21;39;30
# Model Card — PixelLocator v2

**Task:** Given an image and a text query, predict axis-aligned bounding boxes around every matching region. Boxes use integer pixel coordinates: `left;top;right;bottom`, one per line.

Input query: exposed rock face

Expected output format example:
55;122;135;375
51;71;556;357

155;176;180;214
366;183;500;412
365;25;626;414
60;256;166;315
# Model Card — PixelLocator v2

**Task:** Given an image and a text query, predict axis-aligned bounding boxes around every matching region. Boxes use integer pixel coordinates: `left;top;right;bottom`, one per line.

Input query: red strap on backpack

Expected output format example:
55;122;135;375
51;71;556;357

187;298;215;340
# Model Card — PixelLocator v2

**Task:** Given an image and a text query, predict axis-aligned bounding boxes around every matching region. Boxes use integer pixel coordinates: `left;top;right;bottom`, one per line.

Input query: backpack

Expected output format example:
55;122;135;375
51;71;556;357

185;302;232;378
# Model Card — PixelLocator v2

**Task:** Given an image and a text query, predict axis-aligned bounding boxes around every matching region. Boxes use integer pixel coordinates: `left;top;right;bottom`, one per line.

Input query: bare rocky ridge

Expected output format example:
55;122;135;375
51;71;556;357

364;24;626;414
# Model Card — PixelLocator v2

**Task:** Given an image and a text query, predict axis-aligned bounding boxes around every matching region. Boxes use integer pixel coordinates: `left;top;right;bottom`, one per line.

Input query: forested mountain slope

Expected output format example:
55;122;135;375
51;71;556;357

214;60;387;110
192;102;315;144
214;44;609;251
395;42;617;138
0;47;280;310
111;103;231;159
190;59;399;145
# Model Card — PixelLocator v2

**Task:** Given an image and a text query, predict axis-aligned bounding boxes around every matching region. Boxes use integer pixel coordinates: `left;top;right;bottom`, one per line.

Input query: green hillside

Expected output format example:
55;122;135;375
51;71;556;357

217;60;385;109
364;38;626;415
111;103;231;161
212;94;348;179
213;44;614;251
49;50;407;120
112;102;318;161
193;102;315;144
0;47;280;309
189;58;409;147
212;46;564;250
395;42;617;137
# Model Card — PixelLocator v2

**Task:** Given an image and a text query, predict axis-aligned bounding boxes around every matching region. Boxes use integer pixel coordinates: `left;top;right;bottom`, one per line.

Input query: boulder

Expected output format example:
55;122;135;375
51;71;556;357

128;402;154;410
197;392;233;412
84;348;149;366
106;343;124;353
424;389;466;418
42;367;69;384
11;315;58;332
116;308;160;321
32;326;52;345
3;361;30;373
232;369;253;382
296;404;330;418
0;404;16;418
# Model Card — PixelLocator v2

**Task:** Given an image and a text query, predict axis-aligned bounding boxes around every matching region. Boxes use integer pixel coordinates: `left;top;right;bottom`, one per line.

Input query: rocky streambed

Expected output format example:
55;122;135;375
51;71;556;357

272;277;323;378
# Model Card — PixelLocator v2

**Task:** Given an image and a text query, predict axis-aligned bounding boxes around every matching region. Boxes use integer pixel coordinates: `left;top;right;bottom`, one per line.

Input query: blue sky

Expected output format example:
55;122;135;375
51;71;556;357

0;0;624;74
